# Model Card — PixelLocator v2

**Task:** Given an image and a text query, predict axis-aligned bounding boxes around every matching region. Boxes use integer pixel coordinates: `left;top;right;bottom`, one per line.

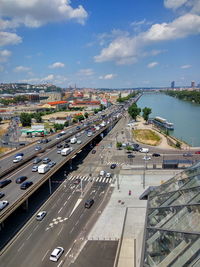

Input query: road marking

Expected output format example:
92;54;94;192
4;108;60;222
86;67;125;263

42;249;49;261
57;259;63;267
75;220;79;226
17;243;24;252
26;233;32;240
70;227;74;234
33;225;39;232
58;207;63;214
65;248;72;258
64;200;68;206
57;226;63;236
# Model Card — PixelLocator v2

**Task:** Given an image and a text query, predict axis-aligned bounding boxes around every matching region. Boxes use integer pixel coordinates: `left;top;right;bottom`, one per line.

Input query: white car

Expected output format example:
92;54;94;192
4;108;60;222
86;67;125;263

139;148;149;153
13;156;23;163
0;200;9;210
143;156;151;161
106;172;112;178
36;211;47;221
50;247;64;262
57;149;62;154
77;140;82;144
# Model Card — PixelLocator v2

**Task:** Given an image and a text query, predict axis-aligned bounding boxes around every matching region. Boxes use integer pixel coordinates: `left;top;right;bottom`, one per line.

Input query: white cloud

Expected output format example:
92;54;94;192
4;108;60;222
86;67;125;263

99;74;117;80
0;49;11;62
0;0;88;29
43;74;54;81
19;74;55;83
94;12;200;65
164;0;188;9
78;68;94;76
14;66;31;72
49;62;65;69
0;31;22;46
147;62;159;68
181;64;192;69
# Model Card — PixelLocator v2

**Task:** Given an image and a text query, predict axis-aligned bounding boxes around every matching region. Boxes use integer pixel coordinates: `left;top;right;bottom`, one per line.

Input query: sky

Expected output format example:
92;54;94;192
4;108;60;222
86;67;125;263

0;0;199;88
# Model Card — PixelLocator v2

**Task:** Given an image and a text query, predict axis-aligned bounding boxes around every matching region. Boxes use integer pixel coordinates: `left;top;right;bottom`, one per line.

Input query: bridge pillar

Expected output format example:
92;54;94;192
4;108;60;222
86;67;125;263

22;199;29;211
0;221;4;230
49;177;52;195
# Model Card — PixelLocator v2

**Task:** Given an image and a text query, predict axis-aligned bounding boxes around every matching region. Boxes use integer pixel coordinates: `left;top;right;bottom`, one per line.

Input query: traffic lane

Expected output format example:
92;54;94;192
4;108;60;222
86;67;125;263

0;179;82;267
70;240;118;267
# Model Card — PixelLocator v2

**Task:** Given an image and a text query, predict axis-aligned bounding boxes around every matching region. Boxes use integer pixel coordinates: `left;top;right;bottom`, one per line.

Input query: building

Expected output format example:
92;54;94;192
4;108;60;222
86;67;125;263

70;100;101;110
47;100;68;109
141;162;200;266
191;81;195;88
171;81;175;89
39;92;62;103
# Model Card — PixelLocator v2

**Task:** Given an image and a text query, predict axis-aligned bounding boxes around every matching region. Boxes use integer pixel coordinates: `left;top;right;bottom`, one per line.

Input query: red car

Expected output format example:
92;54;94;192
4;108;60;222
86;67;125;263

195;151;200;154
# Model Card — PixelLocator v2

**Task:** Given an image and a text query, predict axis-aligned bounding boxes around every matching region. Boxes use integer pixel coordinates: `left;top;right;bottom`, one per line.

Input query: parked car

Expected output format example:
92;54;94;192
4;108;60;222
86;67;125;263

110;163;117;169
50;247;64;262
152;153;161;157
36;211;47;221
48;161;56;168
195;151;200;154
43;157;51;164
0;179;12;188
0;192;5;199
0;200;9;211
16;176;27;184
32;165;38;172
33;157;42;164
20;181;33;190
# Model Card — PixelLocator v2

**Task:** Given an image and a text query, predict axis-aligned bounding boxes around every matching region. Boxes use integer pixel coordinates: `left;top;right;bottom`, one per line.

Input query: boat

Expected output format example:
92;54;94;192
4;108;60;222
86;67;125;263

152;116;174;130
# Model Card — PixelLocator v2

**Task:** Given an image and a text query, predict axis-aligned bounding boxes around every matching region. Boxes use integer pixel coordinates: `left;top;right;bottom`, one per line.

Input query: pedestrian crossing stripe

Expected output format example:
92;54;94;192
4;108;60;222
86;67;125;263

66;175;113;184
106;161;127;166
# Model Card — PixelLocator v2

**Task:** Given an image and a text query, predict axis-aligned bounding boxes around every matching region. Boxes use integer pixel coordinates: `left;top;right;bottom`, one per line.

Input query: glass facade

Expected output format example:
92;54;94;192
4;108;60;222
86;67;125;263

142;162;200;267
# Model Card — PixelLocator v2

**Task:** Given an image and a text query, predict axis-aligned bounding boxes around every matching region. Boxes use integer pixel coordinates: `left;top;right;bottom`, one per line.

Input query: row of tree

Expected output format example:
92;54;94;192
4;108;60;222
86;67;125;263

128;103;152;121
0;95;28;105
117;92;137;103
166;90;200;104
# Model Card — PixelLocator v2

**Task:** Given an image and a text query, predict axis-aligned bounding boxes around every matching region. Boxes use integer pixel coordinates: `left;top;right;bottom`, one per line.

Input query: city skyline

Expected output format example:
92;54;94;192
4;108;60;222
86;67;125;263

0;0;199;88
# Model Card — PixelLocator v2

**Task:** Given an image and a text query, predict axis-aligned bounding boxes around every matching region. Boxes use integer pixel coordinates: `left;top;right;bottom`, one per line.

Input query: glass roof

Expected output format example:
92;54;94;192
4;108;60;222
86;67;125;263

142;162;200;267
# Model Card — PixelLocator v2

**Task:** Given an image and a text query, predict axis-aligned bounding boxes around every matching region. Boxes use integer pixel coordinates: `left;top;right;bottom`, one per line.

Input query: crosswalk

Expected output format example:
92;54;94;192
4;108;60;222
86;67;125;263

105;161;127;166
67;174;113;184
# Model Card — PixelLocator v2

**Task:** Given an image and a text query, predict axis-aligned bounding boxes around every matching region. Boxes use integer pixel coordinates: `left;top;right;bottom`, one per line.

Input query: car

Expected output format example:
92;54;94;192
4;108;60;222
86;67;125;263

76;126;80;130
0;192;5;199
57;144;63;148
183;152;193;157
128;154;135;158
152;153;161;157
56;135;61;140
43;157;51;164
43;139;49;144
32;165;38;172
16;176;27;184
85;199;94;209
13;156;23;163
48;161;56;168
92;150;96;154
50;247;64;262
60;130;66;135
106;172;112;178
33;157;42;164
0;200;9;211
20;181;33;190
110;163;117;169
195;151;200;154
74;178;81;185
65;139;70;143
143;156;151;161
77;140;82;144
35;146;42;151
57;149;62;154
36;211;47;221
76;133;81;137
37;140;42;144
0;179;12;188
19;142;26;146
64;144;70;148
140;148;149;153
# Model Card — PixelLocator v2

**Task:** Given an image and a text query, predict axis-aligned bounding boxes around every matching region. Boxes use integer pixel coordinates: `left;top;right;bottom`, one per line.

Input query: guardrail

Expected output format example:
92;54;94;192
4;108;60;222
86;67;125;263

0;118;120;223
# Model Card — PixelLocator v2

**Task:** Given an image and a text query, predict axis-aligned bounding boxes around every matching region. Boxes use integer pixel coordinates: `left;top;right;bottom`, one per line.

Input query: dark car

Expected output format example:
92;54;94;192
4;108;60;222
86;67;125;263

183;152;193;157
110;164;117;169
20;181;33;190
48;161;56;168
0;192;5;199
128;154;135;158
33;157;42;164
16;176;27;184
64;144;70;148
65;139;70;143
57;144;63;148
85;199;94;208
92;150;96;154
152;153;161;157
74;178;81;185
19;142;26;146
76;126;80;130
0;179;12;188
42;139;49;144
195;151;200;154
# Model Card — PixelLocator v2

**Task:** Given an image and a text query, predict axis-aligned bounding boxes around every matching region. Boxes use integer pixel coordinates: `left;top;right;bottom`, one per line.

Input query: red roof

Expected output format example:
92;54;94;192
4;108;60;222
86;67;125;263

73;100;100;105
47;101;68;106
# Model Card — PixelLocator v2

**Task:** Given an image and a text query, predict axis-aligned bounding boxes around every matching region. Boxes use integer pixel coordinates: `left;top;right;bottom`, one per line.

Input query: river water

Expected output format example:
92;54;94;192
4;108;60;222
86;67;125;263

137;93;200;147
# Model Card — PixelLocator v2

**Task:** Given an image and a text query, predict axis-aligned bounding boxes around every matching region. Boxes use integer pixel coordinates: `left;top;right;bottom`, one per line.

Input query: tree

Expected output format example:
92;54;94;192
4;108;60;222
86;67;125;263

72;118;78;123
75;114;84;121
116;142;122;149
0;117;2;124
84;112;89;119
20;113;32;127
126;145;133;152
53;123;64;131
128;103;141;120
34;113;42;123
142;107;152;122
64;121;69;127
176;141;181;149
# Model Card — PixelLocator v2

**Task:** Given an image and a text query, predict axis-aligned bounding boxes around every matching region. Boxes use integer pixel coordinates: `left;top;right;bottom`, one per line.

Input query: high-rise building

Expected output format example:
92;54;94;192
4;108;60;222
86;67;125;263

171;81;175;89
191;81;195;88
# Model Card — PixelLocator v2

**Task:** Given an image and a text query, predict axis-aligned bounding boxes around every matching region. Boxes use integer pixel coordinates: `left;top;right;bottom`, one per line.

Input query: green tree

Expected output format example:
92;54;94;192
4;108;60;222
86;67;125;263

126;145;133;152
84;112;89;119
53;123;64;131
128;103;141;120
175;141;181;149
34;113;42;123
64;121;69;127
0;117;2;124
142;107;152;122
72;118;78;123
20;113;32;127
116;142;122;149
75;114;84;121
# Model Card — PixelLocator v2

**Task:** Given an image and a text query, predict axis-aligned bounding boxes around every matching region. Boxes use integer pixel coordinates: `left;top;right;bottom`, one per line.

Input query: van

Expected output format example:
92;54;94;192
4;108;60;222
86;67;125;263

70;137;77;144
139;148;149;153
85;199;94;208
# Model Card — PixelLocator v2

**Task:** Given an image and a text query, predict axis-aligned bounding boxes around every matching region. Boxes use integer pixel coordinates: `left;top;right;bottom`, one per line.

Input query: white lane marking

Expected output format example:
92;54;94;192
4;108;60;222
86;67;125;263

69;227;74;234
42;249;49;261
57;259;63;267
64;200;68;206
58;207;63;214
26;233;32;240
17;243;24;252
57;226;63;236
75;220;79;226
65;248;72;258
33;225;39;232
69;198;82;217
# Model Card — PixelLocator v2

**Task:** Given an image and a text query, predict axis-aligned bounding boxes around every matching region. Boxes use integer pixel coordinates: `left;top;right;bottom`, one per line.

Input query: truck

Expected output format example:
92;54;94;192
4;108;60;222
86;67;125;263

70;137;77;144
61;147;73;156
38;164;50;174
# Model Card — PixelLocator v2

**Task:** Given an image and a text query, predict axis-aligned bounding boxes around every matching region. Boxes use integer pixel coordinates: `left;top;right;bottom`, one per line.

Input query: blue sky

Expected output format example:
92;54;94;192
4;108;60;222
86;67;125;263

0;0;199;88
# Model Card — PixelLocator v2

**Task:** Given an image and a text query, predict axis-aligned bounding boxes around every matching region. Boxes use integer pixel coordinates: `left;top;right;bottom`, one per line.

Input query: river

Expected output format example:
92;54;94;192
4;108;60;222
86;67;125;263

137;93;200;147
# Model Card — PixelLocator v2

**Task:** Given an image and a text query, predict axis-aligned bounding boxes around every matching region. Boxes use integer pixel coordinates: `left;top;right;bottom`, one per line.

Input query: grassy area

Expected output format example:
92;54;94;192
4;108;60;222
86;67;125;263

133;129;161;146
0;147;11;154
